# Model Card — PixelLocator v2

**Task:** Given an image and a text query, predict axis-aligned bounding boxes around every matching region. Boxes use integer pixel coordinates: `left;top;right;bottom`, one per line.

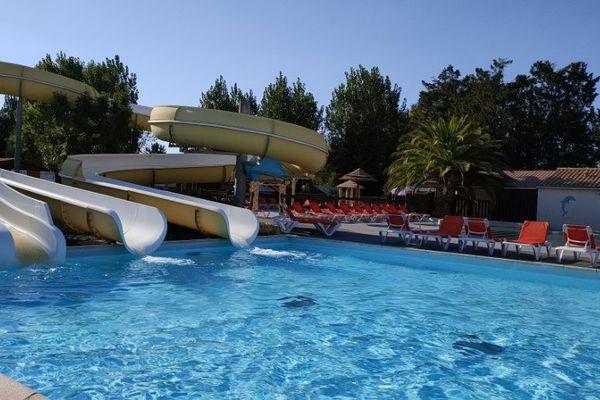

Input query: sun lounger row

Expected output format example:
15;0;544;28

273;200;422;236
298;200;430;224
274;202;342;237
380;214;599;267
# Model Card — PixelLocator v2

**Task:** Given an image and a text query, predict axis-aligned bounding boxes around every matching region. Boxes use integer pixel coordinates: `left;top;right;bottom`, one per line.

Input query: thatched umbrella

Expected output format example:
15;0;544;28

340;168;377;182
336;180;365;199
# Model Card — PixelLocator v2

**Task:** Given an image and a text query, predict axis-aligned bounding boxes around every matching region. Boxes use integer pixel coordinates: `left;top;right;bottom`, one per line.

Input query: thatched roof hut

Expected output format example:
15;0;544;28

340;168;377;182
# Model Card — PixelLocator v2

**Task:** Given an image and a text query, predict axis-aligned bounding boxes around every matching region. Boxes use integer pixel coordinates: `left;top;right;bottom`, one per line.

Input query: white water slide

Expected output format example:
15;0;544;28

0;170;166;255
59;153;259;248
0;181;65;266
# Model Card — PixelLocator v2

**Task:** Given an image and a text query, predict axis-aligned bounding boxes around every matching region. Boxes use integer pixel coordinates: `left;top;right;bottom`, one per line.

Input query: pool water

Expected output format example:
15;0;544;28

1;237;599;399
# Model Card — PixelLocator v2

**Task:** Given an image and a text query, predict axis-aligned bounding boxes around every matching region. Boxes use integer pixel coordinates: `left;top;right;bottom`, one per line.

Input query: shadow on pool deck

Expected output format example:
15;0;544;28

280;221;598;270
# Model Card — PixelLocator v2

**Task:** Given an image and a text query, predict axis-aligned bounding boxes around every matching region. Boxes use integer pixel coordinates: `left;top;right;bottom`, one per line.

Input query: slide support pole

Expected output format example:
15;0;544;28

233;99;252;207
234;154;247;207
14;82;23;172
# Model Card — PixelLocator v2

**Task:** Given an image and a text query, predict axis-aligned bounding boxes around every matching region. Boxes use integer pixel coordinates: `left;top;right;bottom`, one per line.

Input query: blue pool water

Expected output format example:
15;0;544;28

0;237;599;399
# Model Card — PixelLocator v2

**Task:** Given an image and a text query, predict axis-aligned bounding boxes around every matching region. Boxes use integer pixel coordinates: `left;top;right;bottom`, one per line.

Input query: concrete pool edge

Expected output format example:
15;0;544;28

0;373;47;400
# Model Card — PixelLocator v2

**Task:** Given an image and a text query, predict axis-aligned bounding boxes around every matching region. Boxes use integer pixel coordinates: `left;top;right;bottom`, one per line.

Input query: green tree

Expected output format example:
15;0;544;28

200;76;258;114
505;61;600;168
411;60;511;141
0;97;17;157
326;65;409;188
0;52;143;173
259;72;323;131
412;59;600;169
386;116;504;216
144;139;167;154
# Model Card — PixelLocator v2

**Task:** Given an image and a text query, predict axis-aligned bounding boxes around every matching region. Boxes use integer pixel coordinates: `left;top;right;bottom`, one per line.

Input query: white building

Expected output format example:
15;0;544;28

505;168;600;230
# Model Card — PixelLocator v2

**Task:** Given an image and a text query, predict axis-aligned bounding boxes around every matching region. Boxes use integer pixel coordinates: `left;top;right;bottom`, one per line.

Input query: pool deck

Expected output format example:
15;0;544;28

282;220;599;270
0;374;47;400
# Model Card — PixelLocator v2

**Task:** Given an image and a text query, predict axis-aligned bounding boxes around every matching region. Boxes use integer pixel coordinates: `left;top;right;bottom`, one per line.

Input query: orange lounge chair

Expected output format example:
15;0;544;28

370;203;387;217
379;213;413;243
294;201;335;221
258;196;270;211
384;204;402;215
458;218;499;256
413;215;465;250
275;206;341;236
501;221;551;261
352;203;375;222
340;202;366;221
309;201;345;223
326;201;356;223
267;197;281;212
363;203;384;222
554;224;598;266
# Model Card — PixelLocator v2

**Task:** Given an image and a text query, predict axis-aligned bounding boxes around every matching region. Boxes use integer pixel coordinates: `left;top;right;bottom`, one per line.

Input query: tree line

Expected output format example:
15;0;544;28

1;53;599;191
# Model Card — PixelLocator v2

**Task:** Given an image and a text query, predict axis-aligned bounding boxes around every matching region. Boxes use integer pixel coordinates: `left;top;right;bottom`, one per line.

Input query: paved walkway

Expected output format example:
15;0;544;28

282;220;598;270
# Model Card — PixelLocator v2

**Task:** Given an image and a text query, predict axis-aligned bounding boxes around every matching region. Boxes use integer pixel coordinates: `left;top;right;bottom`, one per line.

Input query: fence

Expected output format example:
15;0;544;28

454;199;491;219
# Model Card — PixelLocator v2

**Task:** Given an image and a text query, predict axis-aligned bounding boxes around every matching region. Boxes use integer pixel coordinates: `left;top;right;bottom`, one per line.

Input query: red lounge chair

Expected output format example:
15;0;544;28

554;224;598;266
267;197;281;212
275;207;341;236
326;201;355;223
258;197;270;211
294;201;334;221
363;204;384;222
413;215;465;250
384;204;402;214
340;202;365;221
379;213;413;243
310;201;345;222
501;221;551;261
370;203;387;217
458;218;499;255
352;203;374;222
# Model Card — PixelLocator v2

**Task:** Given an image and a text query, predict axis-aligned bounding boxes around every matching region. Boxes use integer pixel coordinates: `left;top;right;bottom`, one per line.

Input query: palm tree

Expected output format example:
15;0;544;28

385;116;504;216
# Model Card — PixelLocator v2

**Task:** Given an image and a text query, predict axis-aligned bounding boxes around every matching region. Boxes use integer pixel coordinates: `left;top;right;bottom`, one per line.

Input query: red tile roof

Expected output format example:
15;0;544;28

505;168;600;189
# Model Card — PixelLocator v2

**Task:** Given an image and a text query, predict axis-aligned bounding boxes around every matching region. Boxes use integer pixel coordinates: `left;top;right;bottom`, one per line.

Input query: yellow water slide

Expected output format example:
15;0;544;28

149;106;328;174
0;60;329;250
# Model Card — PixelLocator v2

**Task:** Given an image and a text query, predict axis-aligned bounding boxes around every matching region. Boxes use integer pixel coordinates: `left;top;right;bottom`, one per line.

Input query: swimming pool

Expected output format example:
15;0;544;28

0;237;599;399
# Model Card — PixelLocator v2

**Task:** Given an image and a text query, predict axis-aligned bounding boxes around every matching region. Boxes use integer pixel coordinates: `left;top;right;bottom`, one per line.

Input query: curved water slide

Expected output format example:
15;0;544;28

0;170;166;255
0;181;65;266
59;153;259;248
0;61;166;255
149;106;328;174
0;60;328;252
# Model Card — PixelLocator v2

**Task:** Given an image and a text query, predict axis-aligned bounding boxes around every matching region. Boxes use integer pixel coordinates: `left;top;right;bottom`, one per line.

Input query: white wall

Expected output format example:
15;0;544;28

537;188;600;230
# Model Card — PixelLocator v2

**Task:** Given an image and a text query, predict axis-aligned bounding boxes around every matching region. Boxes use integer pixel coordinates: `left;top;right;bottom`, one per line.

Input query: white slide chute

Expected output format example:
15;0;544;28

0;170;166;255
0;181;65;266
60;153;259;248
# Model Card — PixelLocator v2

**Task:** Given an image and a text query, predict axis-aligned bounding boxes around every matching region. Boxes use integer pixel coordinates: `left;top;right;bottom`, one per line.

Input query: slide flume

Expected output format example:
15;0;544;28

149;105;328;174
0;170;166;255
59;153;259;248
1;60;329;255
0;181;66;266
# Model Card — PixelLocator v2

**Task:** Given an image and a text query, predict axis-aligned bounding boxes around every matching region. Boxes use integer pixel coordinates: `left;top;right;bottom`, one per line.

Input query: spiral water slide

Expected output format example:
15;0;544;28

0;60;329;255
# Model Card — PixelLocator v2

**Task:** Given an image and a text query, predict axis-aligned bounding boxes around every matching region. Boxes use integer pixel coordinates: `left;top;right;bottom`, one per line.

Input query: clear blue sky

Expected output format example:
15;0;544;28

2;0;600;109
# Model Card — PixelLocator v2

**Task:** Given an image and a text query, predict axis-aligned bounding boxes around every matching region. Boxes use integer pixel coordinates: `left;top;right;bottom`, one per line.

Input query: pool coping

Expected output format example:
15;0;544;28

64;234;600;274
0;374;47;400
